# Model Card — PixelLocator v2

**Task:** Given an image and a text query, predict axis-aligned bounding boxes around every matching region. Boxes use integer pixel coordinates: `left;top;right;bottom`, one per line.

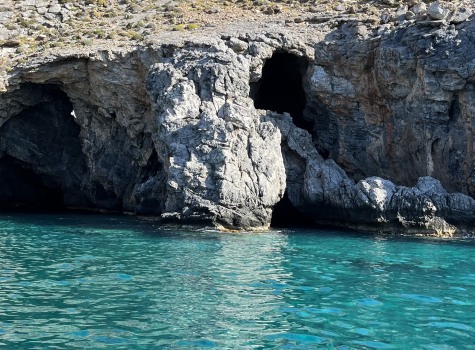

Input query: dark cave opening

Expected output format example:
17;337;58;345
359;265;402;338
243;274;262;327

0;155;65;211
0;84;87;212
251;52;317;228
134;148;165;215
271;192;315;228
251;51;313;131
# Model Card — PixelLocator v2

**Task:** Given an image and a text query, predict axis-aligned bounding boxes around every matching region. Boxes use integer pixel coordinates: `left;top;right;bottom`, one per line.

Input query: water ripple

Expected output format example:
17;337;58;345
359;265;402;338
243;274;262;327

0;213;474;348
400;293;443;303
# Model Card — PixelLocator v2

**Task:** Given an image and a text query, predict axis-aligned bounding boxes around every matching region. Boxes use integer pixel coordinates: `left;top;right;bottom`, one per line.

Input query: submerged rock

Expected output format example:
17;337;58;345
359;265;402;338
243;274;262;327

2;17;475;236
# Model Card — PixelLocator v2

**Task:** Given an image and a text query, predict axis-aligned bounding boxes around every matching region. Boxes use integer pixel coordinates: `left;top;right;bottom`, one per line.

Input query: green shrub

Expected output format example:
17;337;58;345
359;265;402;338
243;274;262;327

94;29;107;38
186;23;200;30
126;30;143;40
81;38;93;46
172;24;186;31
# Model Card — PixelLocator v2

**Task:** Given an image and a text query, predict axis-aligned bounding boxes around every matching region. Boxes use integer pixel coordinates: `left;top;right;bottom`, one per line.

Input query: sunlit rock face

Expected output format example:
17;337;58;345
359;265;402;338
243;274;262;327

2;19;475;235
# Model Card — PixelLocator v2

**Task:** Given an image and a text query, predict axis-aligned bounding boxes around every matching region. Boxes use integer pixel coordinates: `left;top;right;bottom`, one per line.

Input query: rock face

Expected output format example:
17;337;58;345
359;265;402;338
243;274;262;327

0;51;165;215
146;45;286;228
310;22;475;199
2;17;475;236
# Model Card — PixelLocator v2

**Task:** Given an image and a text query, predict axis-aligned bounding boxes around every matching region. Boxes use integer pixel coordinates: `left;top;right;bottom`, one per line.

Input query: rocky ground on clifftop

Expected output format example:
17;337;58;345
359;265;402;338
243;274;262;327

1;0;474;72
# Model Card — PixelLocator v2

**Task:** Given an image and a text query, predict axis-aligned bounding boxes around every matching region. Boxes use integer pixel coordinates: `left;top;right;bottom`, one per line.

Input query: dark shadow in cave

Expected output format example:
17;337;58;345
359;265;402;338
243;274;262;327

0;155;65;211
140;149;162;182
270;192;315;228
251;52;317;228
251;51;314;131
448;93;460;123
0;84;89;212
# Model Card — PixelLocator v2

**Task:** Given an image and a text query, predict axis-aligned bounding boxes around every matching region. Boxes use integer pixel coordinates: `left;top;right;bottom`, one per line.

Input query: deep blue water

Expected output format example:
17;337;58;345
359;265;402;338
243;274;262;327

0;213;474;349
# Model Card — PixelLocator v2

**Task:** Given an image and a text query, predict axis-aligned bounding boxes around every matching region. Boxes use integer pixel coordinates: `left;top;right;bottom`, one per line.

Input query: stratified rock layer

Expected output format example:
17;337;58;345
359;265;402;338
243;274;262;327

2;18;475;236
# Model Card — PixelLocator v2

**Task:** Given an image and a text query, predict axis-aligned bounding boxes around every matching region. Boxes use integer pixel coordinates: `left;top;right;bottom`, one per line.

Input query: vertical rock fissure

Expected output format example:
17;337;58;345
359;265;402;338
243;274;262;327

250;51;316;228
448;93;460;123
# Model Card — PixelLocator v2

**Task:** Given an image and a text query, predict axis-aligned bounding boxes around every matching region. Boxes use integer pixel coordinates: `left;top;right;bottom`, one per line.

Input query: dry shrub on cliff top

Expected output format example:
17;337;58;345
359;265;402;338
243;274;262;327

0;0;474;65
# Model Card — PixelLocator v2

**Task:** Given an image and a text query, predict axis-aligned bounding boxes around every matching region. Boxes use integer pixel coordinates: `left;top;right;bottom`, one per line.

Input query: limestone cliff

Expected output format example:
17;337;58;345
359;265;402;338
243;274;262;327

2;16;475;236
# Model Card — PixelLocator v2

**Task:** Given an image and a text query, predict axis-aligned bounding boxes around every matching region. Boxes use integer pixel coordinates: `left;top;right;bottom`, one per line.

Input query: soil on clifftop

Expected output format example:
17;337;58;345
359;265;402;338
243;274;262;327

1;0;474;79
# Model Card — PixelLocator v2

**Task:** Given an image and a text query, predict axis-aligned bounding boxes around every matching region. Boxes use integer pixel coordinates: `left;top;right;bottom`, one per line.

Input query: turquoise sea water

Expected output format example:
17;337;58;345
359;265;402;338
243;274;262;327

0;214;474;349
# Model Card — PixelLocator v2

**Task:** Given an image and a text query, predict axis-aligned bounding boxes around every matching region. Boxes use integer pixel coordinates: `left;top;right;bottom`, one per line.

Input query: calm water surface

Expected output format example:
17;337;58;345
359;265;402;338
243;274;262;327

0;213;474;349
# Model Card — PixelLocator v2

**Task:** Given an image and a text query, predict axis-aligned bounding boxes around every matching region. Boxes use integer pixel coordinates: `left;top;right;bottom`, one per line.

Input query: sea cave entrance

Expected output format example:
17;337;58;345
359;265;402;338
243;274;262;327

270;192;315;228
251;51;316;228
0;84;87;211
0;155;65;211
250;51;313;130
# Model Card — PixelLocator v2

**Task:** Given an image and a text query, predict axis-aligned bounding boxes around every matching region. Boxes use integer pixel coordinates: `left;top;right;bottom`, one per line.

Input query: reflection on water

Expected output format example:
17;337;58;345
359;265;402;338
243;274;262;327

212;232;291;347
0;213;474;349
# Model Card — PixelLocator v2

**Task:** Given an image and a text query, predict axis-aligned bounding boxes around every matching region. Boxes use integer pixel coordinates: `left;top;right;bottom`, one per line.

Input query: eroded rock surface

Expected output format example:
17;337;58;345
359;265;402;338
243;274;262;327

2;16;475;236
146;44;285;228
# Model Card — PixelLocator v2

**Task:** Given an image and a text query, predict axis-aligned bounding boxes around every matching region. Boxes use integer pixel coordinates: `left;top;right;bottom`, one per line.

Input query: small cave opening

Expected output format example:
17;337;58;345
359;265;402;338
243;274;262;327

270;192;315;228
251;51;314;131
0;84;88;212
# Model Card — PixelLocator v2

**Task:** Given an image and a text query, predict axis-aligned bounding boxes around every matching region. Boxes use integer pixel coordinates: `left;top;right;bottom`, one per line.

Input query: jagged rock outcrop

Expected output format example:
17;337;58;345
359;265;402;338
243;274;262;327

146;44;285;228
309;20;475;198
271;113;475;236
2;16;475;236
0;50;166;214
